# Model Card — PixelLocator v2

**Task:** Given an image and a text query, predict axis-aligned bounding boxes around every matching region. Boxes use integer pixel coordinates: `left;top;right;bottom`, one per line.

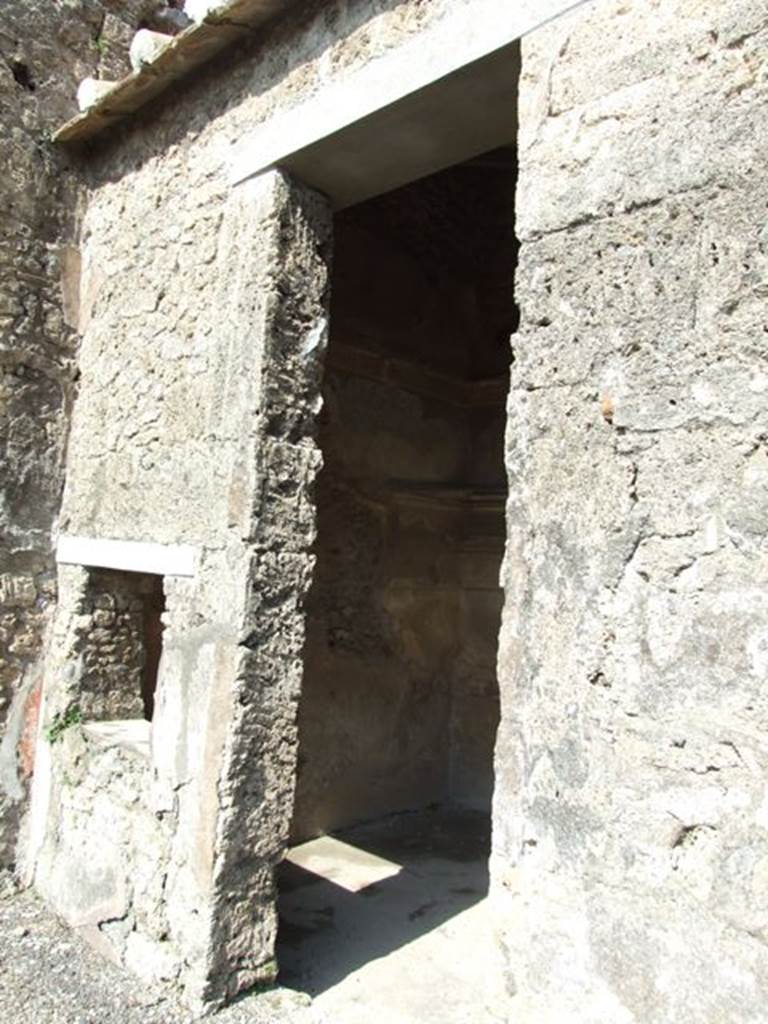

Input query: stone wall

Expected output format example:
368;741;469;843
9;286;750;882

17;0;768;1014
77;567;160;722
21;0;493;1008
0;0;162;870
291;354;505;840
0;0;471;878
492;1;768;1020
30;170;331;1009
291;157;513;840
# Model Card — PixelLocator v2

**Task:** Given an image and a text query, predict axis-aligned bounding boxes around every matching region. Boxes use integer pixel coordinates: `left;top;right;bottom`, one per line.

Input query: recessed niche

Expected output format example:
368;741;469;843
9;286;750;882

78;568;166;723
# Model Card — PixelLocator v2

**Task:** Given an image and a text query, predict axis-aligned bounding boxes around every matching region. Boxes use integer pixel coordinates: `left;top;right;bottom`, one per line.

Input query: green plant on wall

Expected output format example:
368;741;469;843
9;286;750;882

45;704;83;744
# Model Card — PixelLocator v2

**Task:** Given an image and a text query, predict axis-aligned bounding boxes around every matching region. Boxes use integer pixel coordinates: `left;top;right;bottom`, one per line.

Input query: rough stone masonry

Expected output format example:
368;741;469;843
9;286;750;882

492;1;768;1020
29;170;331;1008
0;0;767;1021
0;0;163;870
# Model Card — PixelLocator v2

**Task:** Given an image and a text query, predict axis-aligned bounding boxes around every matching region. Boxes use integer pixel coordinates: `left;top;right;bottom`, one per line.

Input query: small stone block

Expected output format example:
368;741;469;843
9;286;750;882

184;0;225;24
76;78;118;111
129;29;174;72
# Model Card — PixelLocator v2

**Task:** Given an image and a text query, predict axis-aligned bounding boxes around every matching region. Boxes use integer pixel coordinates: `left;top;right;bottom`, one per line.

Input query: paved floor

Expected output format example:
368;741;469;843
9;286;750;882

0;808;504;1024
277;807;504;1024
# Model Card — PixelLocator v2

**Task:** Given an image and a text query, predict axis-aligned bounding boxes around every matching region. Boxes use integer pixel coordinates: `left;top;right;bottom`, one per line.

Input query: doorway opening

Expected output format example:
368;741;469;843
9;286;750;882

278;142;518;1017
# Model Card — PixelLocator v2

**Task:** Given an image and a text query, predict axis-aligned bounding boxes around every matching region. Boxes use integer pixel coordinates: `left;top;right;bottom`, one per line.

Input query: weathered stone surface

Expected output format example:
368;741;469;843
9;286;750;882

29;169;331;1012
492;1;768;1021
8;0;766;1016
27;13;493;994
290;158;514;841
0;0;157;871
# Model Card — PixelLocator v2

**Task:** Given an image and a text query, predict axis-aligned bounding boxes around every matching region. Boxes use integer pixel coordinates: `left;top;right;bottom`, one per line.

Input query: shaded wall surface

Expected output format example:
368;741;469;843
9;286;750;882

292;154;515;841
0;0;154;869
493;1;768;1021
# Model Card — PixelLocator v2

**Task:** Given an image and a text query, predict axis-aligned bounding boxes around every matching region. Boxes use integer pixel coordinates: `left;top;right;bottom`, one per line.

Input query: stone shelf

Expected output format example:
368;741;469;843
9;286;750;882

82;719;151;758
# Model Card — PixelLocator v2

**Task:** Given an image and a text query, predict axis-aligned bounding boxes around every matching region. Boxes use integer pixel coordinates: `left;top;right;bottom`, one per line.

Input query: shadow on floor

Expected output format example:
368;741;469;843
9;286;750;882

276;806;490;997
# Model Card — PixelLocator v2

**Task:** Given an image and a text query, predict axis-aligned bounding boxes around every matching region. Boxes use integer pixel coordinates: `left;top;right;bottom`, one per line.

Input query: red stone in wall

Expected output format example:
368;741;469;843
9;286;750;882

19;682;42;779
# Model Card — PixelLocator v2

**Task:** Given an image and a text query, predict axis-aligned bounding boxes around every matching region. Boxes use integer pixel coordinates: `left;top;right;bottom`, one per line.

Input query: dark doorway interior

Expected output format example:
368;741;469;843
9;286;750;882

278;144;518;999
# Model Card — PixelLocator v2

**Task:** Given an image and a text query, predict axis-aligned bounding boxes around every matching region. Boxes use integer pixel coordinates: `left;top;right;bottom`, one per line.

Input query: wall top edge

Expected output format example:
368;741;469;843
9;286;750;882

53;0;587;155
52;0;303;145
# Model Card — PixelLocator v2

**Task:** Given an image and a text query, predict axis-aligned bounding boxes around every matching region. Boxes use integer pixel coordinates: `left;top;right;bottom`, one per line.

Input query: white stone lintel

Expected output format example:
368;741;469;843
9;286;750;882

229;0;590;196
56;535;197;578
